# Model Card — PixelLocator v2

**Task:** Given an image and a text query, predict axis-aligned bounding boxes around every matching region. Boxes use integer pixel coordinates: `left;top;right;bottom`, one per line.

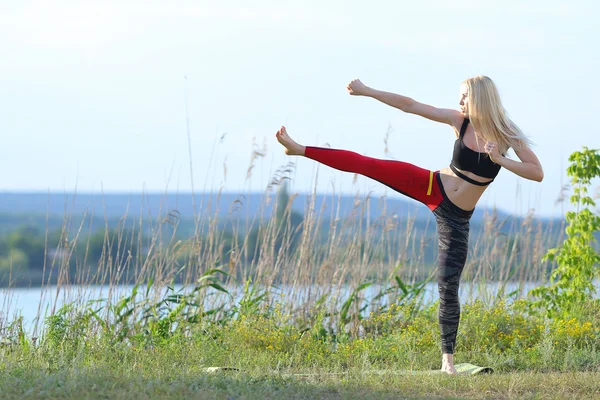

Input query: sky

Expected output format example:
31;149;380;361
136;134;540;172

0;0;599;218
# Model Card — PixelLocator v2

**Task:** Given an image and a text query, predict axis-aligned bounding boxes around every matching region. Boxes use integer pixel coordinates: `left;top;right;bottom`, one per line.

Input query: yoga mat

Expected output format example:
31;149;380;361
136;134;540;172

204;363;493;376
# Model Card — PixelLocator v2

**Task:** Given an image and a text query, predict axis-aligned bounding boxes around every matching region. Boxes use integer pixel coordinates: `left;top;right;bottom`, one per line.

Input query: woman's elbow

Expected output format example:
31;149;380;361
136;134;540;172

534;167;544;182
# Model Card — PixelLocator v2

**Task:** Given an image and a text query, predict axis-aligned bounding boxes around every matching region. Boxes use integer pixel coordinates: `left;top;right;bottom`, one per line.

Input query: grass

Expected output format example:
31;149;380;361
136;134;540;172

1;368;600;399
1;296;600;399
1;132;599;398
2;325;600;400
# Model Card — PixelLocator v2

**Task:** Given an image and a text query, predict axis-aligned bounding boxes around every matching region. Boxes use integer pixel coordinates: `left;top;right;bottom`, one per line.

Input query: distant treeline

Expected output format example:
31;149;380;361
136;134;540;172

0;208;571;288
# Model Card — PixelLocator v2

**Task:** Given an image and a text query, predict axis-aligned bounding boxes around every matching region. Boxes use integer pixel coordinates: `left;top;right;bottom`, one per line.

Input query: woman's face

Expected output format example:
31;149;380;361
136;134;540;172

459;84;469;117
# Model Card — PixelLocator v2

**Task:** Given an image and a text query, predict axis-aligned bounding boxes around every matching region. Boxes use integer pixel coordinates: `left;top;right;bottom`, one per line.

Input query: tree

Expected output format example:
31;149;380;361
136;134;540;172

6;226;46;269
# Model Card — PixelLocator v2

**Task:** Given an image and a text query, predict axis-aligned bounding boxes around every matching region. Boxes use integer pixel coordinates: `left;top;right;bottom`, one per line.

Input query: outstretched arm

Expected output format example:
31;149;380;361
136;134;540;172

486;143;544;182
347;79;463;127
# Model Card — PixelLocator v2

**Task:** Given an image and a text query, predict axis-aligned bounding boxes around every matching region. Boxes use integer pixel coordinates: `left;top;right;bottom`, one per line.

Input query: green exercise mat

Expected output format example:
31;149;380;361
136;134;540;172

203;363;493;376
453;363;493;375
204;367;241;373
352;364;493;376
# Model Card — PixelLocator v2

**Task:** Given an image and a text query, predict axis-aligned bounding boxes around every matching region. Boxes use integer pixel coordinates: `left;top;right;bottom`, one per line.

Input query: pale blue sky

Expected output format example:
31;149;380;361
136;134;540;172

1;0;598;217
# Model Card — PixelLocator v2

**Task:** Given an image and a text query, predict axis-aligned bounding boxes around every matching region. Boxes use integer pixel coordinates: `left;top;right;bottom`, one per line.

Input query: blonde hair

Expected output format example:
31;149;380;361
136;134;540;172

463;75;532;155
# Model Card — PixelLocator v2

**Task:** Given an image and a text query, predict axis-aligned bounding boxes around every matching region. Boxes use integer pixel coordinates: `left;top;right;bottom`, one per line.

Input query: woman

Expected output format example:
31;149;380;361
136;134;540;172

275;75;543;374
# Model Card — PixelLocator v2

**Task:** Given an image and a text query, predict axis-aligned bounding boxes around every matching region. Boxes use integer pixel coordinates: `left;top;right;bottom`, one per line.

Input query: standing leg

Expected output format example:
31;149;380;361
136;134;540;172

433;201;471;374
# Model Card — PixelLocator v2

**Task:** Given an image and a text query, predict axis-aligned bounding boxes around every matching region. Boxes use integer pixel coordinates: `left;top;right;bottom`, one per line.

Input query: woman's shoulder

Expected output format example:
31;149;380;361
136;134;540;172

450;115;468;139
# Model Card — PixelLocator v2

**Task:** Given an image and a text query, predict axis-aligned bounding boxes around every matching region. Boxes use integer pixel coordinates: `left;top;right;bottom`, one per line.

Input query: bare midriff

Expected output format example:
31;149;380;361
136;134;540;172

439;166;491;212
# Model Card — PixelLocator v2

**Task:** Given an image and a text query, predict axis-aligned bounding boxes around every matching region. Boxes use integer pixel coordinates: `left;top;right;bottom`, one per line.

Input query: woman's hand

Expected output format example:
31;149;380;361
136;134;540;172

484;141;503;164
347;79;371;96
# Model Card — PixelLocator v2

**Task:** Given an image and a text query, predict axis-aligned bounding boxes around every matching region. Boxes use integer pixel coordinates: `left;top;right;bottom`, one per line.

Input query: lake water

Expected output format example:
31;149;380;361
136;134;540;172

1;280;555;334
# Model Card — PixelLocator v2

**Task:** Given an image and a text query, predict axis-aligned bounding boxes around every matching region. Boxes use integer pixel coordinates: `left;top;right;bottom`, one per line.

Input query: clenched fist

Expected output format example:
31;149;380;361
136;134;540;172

347;79;370;96
484;141;503;164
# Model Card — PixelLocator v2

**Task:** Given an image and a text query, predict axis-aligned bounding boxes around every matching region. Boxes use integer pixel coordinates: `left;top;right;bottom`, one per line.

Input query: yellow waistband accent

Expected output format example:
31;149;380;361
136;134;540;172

427;171;433;195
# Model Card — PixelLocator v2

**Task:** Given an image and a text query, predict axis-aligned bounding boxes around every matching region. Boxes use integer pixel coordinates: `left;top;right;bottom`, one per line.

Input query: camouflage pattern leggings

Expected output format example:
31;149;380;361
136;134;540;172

432;193;473;354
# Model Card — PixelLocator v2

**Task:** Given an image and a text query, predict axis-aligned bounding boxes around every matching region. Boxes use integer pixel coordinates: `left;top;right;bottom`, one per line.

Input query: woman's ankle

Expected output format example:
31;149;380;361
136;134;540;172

442;353;454;364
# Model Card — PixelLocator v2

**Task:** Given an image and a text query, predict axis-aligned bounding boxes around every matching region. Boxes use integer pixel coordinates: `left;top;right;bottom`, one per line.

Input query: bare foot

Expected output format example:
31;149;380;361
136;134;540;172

441;354;458;375
275;126;305;156
441;363;458;375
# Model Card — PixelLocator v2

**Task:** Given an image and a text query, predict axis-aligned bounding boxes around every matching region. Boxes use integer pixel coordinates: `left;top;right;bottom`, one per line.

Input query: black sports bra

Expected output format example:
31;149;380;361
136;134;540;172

450;118;502;186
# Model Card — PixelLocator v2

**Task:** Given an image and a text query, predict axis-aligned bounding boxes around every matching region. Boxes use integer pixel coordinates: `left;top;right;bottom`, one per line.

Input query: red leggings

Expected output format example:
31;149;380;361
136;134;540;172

305;146;445;211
